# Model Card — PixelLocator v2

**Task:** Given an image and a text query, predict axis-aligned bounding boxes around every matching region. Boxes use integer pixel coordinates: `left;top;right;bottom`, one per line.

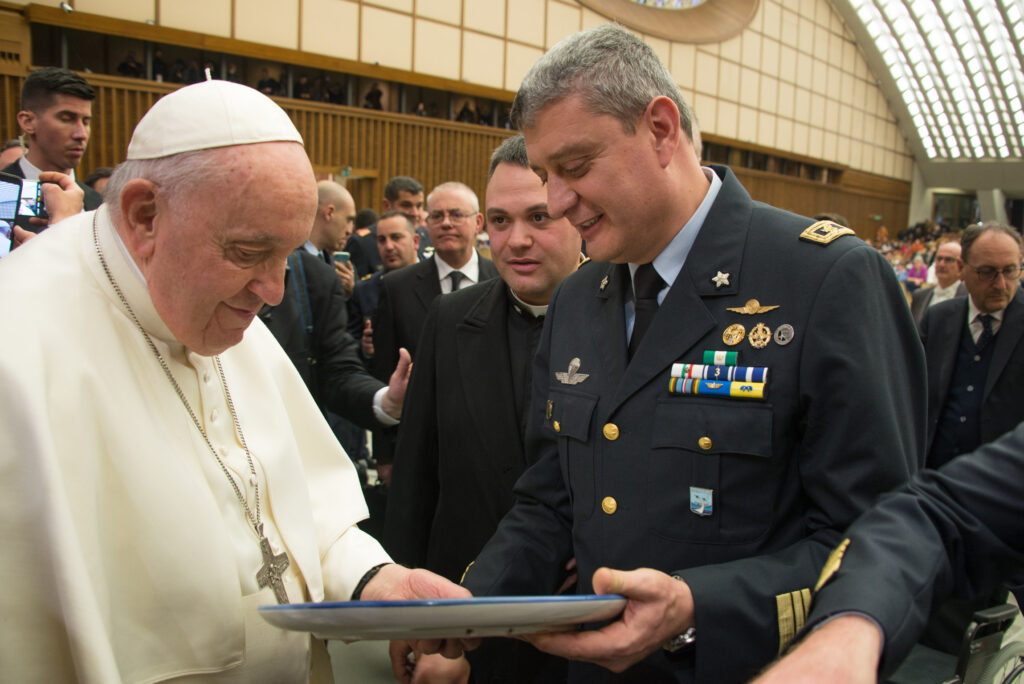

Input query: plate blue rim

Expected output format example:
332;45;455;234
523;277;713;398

259;594;625;612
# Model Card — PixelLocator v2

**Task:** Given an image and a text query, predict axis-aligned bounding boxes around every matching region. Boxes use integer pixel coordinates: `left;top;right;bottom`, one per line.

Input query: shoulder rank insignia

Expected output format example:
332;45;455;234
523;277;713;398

555;358;590;385
727;299;779;315
360;273;373;281
800;220;855;245
355;227;371;237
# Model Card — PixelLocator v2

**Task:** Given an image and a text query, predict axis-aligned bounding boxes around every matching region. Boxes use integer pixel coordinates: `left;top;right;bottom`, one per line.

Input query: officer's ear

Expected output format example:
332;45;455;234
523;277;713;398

644;96;681;169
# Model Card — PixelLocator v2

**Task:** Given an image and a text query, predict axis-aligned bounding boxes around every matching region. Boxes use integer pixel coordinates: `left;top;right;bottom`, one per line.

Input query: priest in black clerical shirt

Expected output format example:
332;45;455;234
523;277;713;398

384;135;584;682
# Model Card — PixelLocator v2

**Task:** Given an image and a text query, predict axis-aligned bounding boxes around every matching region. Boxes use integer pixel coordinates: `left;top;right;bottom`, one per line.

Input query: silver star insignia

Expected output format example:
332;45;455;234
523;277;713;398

712;271;730;288
555;357;590;385
599;275;609;291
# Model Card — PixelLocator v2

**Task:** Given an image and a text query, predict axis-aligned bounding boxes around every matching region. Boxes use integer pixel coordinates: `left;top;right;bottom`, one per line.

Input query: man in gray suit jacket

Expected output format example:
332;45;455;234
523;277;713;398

910;240;966;326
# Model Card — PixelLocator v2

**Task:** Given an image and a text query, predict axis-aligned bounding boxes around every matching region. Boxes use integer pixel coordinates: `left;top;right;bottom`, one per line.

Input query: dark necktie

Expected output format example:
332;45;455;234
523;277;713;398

976;313;994;350
629;263;665;359
321;250;332;265
448;271;466;291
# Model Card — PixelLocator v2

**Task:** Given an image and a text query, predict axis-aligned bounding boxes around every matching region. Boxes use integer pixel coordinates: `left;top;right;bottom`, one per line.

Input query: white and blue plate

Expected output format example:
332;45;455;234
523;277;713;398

259;594;626;642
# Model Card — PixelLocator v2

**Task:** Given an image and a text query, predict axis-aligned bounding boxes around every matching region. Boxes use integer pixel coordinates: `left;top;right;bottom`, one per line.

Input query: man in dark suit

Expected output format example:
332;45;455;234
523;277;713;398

344;175;430;276
910;240;966;325
370;182;499;482
3;67;102;231
752;421;1024;684
450;25;923;683
915;221;1024;651
347;210;420;348
385;133;581;681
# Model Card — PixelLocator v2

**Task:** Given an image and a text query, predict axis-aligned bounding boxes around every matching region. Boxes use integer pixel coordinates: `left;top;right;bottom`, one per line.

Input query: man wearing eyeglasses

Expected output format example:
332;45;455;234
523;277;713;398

915;220;1024;652
370;181;499;483
909;241;966;326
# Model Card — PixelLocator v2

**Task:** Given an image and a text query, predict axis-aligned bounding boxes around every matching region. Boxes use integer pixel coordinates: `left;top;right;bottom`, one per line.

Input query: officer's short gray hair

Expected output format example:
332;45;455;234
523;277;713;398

509;23;701;156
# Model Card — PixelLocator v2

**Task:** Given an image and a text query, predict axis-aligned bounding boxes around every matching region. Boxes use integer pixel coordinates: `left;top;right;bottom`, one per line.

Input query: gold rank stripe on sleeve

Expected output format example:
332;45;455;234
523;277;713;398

815;537;852;592
775;588;813;653
799;220;856;245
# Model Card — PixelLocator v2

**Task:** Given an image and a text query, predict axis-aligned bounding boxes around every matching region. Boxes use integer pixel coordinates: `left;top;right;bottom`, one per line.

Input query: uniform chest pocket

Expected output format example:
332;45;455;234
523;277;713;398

646;399;776;544
548;389;598;520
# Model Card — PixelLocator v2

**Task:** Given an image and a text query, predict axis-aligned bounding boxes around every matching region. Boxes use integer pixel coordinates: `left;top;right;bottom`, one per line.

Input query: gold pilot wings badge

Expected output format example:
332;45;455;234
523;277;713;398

556;358;590;385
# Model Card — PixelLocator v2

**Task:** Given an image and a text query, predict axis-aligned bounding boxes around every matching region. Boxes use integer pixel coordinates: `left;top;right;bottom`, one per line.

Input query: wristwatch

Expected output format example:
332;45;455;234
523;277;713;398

663;574;696;652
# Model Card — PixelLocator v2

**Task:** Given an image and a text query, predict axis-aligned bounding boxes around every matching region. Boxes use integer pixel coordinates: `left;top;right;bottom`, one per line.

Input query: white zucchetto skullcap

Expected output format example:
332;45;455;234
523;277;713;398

126;80;303;160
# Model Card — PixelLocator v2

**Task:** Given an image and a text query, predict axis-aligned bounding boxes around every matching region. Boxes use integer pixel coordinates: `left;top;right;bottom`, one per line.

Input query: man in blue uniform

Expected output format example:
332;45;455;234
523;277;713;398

459;24;924;683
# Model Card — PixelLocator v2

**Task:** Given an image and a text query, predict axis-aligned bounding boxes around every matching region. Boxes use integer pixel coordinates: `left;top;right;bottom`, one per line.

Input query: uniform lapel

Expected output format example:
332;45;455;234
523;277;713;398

590;264;629;397
458;281;524;463
984;290;1024;400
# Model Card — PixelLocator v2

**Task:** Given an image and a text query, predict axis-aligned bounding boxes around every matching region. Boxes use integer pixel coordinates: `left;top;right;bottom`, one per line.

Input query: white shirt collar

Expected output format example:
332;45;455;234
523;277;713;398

435;249;480;290
18;155;77;182
628;166;722;299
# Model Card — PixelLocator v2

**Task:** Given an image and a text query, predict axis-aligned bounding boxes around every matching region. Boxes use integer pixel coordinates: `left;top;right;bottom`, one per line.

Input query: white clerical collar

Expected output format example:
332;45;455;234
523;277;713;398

435;249;479;283
628;166;722;297
510;288;548;317
18;155;77;182
95;206;180;347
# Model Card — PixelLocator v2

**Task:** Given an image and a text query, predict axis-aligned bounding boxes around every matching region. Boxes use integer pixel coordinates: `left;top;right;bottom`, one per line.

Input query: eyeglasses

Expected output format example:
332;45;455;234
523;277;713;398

427;209;473;225
967;264;1021;282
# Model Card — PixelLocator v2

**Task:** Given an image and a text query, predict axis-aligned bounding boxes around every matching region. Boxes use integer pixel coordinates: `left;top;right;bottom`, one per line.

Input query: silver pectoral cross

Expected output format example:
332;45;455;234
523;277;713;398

256;526;291;604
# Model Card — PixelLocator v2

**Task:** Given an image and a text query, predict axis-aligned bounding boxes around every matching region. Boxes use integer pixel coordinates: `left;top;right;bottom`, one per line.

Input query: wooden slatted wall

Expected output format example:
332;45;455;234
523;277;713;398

1;71;909;235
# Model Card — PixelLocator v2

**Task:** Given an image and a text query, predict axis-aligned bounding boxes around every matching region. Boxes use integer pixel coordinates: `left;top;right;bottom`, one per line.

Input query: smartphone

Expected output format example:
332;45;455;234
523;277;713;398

332;251;350;265
0;172;47;257
0;173;22;257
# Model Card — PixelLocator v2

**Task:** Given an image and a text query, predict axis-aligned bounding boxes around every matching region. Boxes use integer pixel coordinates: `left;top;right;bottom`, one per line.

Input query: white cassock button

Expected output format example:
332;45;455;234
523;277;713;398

203;371;211;383
960;416;967;423
967;385;974;392
210;408;219;422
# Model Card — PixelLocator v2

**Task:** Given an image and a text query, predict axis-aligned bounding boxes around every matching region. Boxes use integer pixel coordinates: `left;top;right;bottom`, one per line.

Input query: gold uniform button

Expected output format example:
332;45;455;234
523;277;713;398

602;423;620;441
553;421;561;433
698;437;712;451
601;496;617;515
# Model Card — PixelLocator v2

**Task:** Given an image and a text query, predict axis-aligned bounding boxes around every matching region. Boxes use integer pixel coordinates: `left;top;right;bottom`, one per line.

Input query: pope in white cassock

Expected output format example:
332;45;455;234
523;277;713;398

0;80;469;682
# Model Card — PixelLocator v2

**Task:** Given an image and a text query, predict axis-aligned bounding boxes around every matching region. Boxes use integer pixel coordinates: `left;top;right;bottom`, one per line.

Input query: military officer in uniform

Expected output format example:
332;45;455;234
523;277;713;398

458;24;924;683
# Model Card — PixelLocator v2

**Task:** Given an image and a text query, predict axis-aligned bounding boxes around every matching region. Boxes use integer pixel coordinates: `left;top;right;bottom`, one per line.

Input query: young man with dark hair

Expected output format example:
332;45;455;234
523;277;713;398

4;67;103;231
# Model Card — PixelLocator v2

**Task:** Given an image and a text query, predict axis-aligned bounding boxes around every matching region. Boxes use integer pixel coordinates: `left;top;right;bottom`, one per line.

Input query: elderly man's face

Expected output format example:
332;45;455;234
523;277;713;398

486;162;581;305
144;143;317;355
933;242;962;288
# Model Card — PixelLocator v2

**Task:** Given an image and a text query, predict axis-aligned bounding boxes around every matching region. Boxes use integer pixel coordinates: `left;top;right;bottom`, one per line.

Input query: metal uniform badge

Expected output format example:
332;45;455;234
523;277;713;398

545;399;553;420
599;275;609;291
711;271;730;288
555;358;590;385
799;220;855;245
774;324;795;346
748;322;771;349
689;487;713;516
726;299;780;315
722;323;745;346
